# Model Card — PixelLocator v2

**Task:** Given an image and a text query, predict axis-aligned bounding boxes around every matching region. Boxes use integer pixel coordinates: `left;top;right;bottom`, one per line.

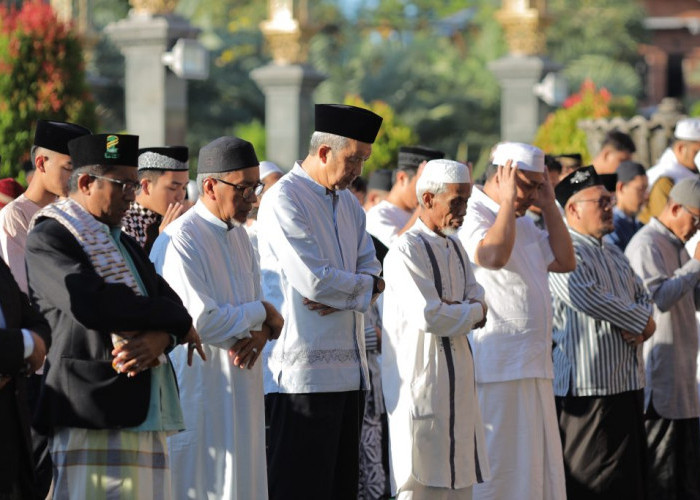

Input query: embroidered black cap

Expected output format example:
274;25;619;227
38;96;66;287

68;133;139;168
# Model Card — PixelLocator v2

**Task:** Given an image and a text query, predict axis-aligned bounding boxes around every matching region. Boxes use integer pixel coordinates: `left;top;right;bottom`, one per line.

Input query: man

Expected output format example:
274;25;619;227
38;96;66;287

258;103;384;500
382;159;490;499
246;160;284;255
150;137;284;499
122;146;189;254
0;119;90;293
364;168;392;211
366;145;444;248
604;161;648;251
526;154;561;230
0;259;49;500
639;118;700;223
459;142;575;500
25;133;204;499
626;177;700;499
549;166;655;499
592;130;636;175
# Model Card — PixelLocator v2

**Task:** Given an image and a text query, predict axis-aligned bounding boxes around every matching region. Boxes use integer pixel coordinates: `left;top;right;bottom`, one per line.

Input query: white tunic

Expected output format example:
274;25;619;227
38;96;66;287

257;163;381;394
366;199;412;248
458;185;555;383
150;201;268;500
382;218;490;496
0;194;41;293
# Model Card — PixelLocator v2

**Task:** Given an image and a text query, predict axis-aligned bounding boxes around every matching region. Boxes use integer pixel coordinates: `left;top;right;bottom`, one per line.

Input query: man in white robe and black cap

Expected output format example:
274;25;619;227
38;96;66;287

258;103;384;500
383;158;490;500
150;136;283;500
459;142;576;500
122;146;190;254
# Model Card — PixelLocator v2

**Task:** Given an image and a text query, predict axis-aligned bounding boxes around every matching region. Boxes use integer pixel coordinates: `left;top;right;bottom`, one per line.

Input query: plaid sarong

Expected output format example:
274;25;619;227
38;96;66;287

50;428;171;500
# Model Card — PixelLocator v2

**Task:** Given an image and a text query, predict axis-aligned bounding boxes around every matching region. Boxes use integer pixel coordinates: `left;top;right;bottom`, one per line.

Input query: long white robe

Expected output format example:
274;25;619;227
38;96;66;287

150;201;268;500
382;219;490;498
0;194;41;293
257;163;381;394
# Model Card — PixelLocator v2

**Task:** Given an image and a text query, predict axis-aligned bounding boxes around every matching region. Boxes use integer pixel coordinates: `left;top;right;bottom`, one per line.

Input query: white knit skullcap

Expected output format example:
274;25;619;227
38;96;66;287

675;118;700;141
259;161;283;181
417;159;470;190
492;142;545;173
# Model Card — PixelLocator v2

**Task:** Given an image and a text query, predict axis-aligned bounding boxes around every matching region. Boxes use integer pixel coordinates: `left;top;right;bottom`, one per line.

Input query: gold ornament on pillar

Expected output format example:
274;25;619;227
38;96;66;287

496;0;548;56
129;0;179;15
261;0;316;65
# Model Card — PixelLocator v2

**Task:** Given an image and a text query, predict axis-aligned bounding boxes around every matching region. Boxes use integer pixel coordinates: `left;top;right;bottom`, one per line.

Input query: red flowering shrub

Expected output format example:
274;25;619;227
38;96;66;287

0;0;95;178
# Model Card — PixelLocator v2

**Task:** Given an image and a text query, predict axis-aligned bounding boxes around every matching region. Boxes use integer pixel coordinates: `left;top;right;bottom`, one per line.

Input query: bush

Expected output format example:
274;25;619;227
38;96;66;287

0;0;96;178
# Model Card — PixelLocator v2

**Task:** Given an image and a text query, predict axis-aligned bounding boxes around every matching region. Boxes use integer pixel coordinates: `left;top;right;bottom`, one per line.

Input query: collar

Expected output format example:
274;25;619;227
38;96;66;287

194;199;233;231
469;184;501;214
648;217;684;248
569;228;604;248
129;201;160;219
292;162;338;198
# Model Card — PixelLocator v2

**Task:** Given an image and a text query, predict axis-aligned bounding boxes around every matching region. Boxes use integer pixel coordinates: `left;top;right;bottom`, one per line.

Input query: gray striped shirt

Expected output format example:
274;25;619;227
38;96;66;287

549;229;653;397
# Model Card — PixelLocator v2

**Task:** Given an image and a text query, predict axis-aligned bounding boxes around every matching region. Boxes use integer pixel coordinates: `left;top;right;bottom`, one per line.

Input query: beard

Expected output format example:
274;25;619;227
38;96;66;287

441;226;458;236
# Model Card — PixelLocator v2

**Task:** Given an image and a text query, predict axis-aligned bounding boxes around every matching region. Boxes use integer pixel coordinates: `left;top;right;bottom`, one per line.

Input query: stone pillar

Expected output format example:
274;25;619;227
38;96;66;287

489;55;559;144
250;64;325;168
105;13;199;147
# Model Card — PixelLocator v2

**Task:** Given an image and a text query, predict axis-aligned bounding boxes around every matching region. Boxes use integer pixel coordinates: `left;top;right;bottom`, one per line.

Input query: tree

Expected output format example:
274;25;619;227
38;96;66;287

0;0;96;178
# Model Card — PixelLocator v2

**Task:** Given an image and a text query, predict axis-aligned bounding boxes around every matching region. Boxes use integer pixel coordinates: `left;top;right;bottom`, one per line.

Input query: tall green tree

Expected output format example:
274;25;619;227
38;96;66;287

0;0;96;178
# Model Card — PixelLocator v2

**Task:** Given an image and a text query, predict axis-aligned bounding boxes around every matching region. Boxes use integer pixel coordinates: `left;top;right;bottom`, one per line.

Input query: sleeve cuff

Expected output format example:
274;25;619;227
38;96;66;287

21;329;33;359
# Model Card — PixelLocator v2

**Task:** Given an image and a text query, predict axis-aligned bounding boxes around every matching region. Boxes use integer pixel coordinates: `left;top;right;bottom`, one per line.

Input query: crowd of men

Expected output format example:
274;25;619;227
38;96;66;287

0;106;700;500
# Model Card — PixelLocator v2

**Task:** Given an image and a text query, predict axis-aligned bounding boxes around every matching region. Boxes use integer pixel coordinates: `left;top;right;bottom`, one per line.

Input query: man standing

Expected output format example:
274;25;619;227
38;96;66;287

382;159;490;499
549;166;655;499
459;142;575;500
151;136;284;499
25;133;203;499
0;119;90;292
258;104;384;500
626;177;700;499
639;118;700;223
604;161;648;251
366;145;444;248
0;259;49;500
122;146;190;254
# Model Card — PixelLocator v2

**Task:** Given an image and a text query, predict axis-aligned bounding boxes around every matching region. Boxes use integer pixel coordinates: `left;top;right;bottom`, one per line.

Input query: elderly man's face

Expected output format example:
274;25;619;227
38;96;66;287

566;185;614;239
82;165;138;227
428;182;471;236
211;166;261;225
327;139;372;191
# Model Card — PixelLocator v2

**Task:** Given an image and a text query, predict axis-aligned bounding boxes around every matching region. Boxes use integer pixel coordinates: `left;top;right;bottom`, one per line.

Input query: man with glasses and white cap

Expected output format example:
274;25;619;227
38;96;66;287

382;158;490;500
640;117;700;223
459;142;575;500
550;166;655;500
150;136;284;500
626;177;700;499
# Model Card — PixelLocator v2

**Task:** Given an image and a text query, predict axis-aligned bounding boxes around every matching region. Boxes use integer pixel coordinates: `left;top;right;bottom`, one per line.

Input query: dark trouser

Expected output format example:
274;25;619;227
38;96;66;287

267;390;365;500
556;389;647;500
26;374;51;499
645;400;700;500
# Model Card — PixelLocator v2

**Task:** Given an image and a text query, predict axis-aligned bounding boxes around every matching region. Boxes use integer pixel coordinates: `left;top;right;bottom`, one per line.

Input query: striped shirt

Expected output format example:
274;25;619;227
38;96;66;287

549;229;653;397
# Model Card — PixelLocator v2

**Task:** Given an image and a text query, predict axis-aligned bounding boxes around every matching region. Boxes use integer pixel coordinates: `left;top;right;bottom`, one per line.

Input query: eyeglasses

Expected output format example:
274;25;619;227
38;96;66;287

214;178;264;198
682;205;700;227
574;196;614;210
90;175;140;194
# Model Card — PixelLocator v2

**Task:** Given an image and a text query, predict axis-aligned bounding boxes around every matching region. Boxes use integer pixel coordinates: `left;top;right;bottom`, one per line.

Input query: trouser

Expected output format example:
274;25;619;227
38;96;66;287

645;400;700;500
26;373;51;499
267;390;365;500
556;389;647;500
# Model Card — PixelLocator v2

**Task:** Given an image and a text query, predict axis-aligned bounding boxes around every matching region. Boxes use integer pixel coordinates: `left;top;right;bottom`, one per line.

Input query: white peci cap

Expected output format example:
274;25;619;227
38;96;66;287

674;118;700;142
259;160;284;181
492;142;545;173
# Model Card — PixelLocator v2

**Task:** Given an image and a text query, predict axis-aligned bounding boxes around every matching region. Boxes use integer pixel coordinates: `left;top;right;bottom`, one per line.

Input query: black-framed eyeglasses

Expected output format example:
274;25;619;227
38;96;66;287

214;178;264;198
90;175;140;194
682;205;700;227
574;196;614;210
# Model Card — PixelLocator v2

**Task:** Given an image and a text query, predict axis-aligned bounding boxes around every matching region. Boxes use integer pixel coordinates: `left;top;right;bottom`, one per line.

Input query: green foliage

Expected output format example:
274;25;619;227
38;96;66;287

534;80;612;163
234;119;266;160
343;95;417;176
690;100;700;117
546;0;647;99
0;0;96;178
